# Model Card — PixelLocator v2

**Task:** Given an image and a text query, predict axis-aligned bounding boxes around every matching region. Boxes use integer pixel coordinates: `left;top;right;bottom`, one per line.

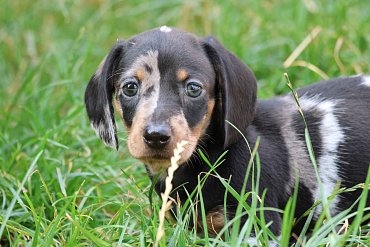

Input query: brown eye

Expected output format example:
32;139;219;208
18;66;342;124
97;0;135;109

186;81;203;98
122;79;139;97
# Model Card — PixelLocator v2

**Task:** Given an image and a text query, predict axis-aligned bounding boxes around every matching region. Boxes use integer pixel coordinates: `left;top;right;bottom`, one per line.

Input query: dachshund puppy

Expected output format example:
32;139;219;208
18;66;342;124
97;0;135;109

85;26;370;241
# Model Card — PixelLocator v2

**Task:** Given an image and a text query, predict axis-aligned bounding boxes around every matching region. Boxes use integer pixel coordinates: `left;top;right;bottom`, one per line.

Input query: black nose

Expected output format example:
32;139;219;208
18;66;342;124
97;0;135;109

143;124;171;149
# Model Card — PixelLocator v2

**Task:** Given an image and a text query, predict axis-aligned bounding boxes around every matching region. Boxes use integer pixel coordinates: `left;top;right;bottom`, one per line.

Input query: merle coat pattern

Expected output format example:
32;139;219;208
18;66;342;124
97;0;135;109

85;26;370;240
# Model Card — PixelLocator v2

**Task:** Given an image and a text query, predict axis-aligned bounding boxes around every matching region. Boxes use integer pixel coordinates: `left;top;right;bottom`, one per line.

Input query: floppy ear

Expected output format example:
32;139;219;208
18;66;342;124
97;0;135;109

84;41;126;150
202;36;257;148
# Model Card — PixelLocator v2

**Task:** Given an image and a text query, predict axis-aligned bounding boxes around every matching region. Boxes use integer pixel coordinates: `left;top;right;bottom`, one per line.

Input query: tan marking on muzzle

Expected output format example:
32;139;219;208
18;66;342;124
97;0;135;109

168;100;215;168
169;112;193;164
127;97;160;158
139;98;216;175
134;113;192;176
192;99;215;138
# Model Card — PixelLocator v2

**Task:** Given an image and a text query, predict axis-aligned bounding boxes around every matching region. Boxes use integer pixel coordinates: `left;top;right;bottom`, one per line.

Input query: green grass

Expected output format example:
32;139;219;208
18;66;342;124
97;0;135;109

1;0;370;246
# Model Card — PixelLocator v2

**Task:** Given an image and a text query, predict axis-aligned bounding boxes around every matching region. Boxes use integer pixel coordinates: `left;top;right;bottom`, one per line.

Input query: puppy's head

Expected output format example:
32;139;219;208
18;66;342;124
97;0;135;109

85;27;257;174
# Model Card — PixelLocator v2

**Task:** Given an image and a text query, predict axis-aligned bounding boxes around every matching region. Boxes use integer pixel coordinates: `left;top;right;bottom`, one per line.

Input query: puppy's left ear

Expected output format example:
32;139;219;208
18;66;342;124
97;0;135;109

84;41;126;150
202;36;257;148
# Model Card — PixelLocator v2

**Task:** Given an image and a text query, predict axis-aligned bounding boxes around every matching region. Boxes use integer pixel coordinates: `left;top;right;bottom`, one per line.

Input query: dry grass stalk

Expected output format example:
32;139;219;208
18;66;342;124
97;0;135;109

283;26;322;68
289;60;329;80
334;37;345;74
154;140;189;247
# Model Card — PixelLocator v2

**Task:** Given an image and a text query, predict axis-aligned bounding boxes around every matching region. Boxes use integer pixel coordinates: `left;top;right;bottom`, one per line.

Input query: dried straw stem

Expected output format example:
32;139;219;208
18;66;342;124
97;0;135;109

154;140;188;247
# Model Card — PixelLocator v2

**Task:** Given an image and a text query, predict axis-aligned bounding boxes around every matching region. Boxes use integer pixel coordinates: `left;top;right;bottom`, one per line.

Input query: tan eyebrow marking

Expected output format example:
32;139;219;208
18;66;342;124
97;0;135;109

177;68;188;81
136;69;145;81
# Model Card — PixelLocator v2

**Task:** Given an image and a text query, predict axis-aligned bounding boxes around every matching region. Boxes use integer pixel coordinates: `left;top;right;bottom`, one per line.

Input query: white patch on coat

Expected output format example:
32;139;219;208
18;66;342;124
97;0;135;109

246;237;258;246
159;25;172;32
280;97;317;194
245;237;279;247
88;55;117;149
91;104;117;149
300;96;344;219
361;75;370;87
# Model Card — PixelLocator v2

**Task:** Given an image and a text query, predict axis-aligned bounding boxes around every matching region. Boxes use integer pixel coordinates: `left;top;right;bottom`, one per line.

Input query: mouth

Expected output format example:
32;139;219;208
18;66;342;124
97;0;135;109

139;152;172;163
139;153;172;175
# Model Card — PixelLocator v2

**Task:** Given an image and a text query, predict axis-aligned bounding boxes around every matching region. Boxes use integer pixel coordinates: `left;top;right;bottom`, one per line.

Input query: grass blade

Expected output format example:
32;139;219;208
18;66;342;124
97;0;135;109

0;150;43;239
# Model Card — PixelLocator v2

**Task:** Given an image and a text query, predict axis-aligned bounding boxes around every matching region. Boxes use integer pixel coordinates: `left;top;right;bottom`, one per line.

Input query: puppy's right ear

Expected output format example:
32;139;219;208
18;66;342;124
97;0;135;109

84;41;126;150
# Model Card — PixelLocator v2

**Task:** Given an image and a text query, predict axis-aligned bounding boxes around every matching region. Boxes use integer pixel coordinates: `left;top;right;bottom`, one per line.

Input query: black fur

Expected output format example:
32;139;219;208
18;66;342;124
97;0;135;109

85;27;370;239
202;36;257;148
